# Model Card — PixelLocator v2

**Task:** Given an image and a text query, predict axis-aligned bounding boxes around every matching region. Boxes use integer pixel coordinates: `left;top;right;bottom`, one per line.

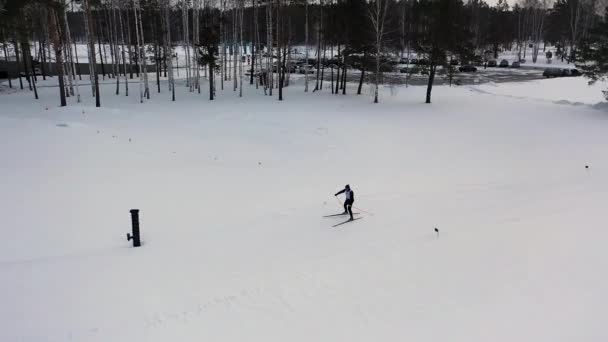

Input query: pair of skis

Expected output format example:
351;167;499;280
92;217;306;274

323;212;363;227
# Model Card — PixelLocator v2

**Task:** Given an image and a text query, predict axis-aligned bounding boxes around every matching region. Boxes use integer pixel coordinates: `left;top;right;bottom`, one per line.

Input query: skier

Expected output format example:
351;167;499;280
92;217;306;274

335;184;355;220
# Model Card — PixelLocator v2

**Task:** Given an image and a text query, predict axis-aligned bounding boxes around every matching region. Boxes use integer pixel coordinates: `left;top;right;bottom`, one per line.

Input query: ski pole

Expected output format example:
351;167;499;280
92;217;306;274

334;195;343;207
353;205;374;216
336;196;374;216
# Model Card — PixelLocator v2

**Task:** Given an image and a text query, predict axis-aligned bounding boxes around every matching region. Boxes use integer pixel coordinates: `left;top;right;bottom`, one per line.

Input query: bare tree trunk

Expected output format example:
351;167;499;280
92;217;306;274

46;29;54;75
84;0;100;107
126;7;134;79
63;1;81;102
110;1;120;94
96;17;107;79
2;42;13;88
60;38;70;96
400;3;405;59
195;0;201;94
134;0;144;102
50;9;67;106
239;0;244;97
72;24;82;81
38;12;49;81
330;44;334;93
39;40;47;81
119;3;129;95
154;19;161;94
209;58;215;100
118;1;128;95
82;4;94;96
285;25;292;88
277;0;283;100
269;0;274;95
183;0;192;90
105;6;116;79
138;1;150;99
233;4;238;92
304;0;309;92
250;0;257;86
220;0;224;90
255;4;262;90
320;39;325;90
164;0;175;101
374;44;379;103
313;2;322;91
275;1;280;90
29;51;39;99
29;45;38;100
191;0;197;92
263;0;268;94
21;42;32;91
163;40;167;78
223;0;227;84
368;0;389;103
342;57;347;95
335;45;340;94
569;0;581;61
22;40;39;99
14;41;24;90
111;6;120;80
357;52;366;95
425;64;436;103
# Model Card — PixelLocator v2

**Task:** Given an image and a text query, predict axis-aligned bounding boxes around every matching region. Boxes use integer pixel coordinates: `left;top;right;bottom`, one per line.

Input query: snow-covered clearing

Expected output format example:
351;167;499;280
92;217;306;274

497;48;576;69
471;77;608;105
1;77;607;342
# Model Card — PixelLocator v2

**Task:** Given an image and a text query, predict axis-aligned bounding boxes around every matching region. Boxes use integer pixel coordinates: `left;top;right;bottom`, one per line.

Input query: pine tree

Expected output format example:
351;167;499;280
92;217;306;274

577;7;608;99
414;0;473;104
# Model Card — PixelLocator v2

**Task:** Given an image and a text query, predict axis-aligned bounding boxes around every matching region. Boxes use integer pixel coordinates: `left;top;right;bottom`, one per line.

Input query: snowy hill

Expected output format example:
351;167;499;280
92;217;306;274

1;77;607;342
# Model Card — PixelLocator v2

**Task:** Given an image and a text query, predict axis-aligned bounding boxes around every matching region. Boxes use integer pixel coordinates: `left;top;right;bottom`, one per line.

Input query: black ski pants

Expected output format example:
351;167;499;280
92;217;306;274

344;199;354;219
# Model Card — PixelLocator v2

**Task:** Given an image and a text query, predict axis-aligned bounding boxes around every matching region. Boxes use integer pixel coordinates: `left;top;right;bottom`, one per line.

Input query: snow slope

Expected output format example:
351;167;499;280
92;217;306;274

1;78;607;342
470;77;608;105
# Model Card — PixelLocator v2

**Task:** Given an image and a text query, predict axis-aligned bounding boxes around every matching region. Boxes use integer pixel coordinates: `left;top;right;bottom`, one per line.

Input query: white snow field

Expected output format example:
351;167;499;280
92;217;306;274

1;77;607;342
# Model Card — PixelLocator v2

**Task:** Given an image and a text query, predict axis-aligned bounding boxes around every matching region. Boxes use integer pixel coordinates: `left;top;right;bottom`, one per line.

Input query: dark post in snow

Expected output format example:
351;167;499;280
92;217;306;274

127;209;141;247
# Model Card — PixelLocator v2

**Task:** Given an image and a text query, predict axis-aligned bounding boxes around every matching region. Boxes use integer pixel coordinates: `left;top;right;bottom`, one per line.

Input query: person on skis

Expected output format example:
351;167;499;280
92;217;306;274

335;184;355;220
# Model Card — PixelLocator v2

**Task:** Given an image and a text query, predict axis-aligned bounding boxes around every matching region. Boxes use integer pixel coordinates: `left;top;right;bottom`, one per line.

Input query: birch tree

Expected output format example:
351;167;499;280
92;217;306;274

368;0;390;103
267;0;274;96
313;0;322;92
83;0;101;107
118;0;129;96
238;0;244;97
219;0;224;90
164;0;175;101
525;0;548;63
134;0;144;102
304;0;309;92
63;0;80;102
138;1;150;99
182;0;192;90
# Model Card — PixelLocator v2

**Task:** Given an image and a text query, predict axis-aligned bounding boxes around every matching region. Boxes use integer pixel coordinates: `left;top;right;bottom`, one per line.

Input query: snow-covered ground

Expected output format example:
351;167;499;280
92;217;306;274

471;77;607;105
1;76;607;342
497;47;576;69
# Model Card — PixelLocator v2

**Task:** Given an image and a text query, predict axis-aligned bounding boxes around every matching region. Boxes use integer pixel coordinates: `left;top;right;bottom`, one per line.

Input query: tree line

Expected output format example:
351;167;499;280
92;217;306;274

1;0;607;107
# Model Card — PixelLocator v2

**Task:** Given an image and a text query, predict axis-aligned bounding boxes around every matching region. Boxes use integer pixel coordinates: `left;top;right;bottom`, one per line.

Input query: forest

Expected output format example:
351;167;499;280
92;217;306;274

1;0;607;105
